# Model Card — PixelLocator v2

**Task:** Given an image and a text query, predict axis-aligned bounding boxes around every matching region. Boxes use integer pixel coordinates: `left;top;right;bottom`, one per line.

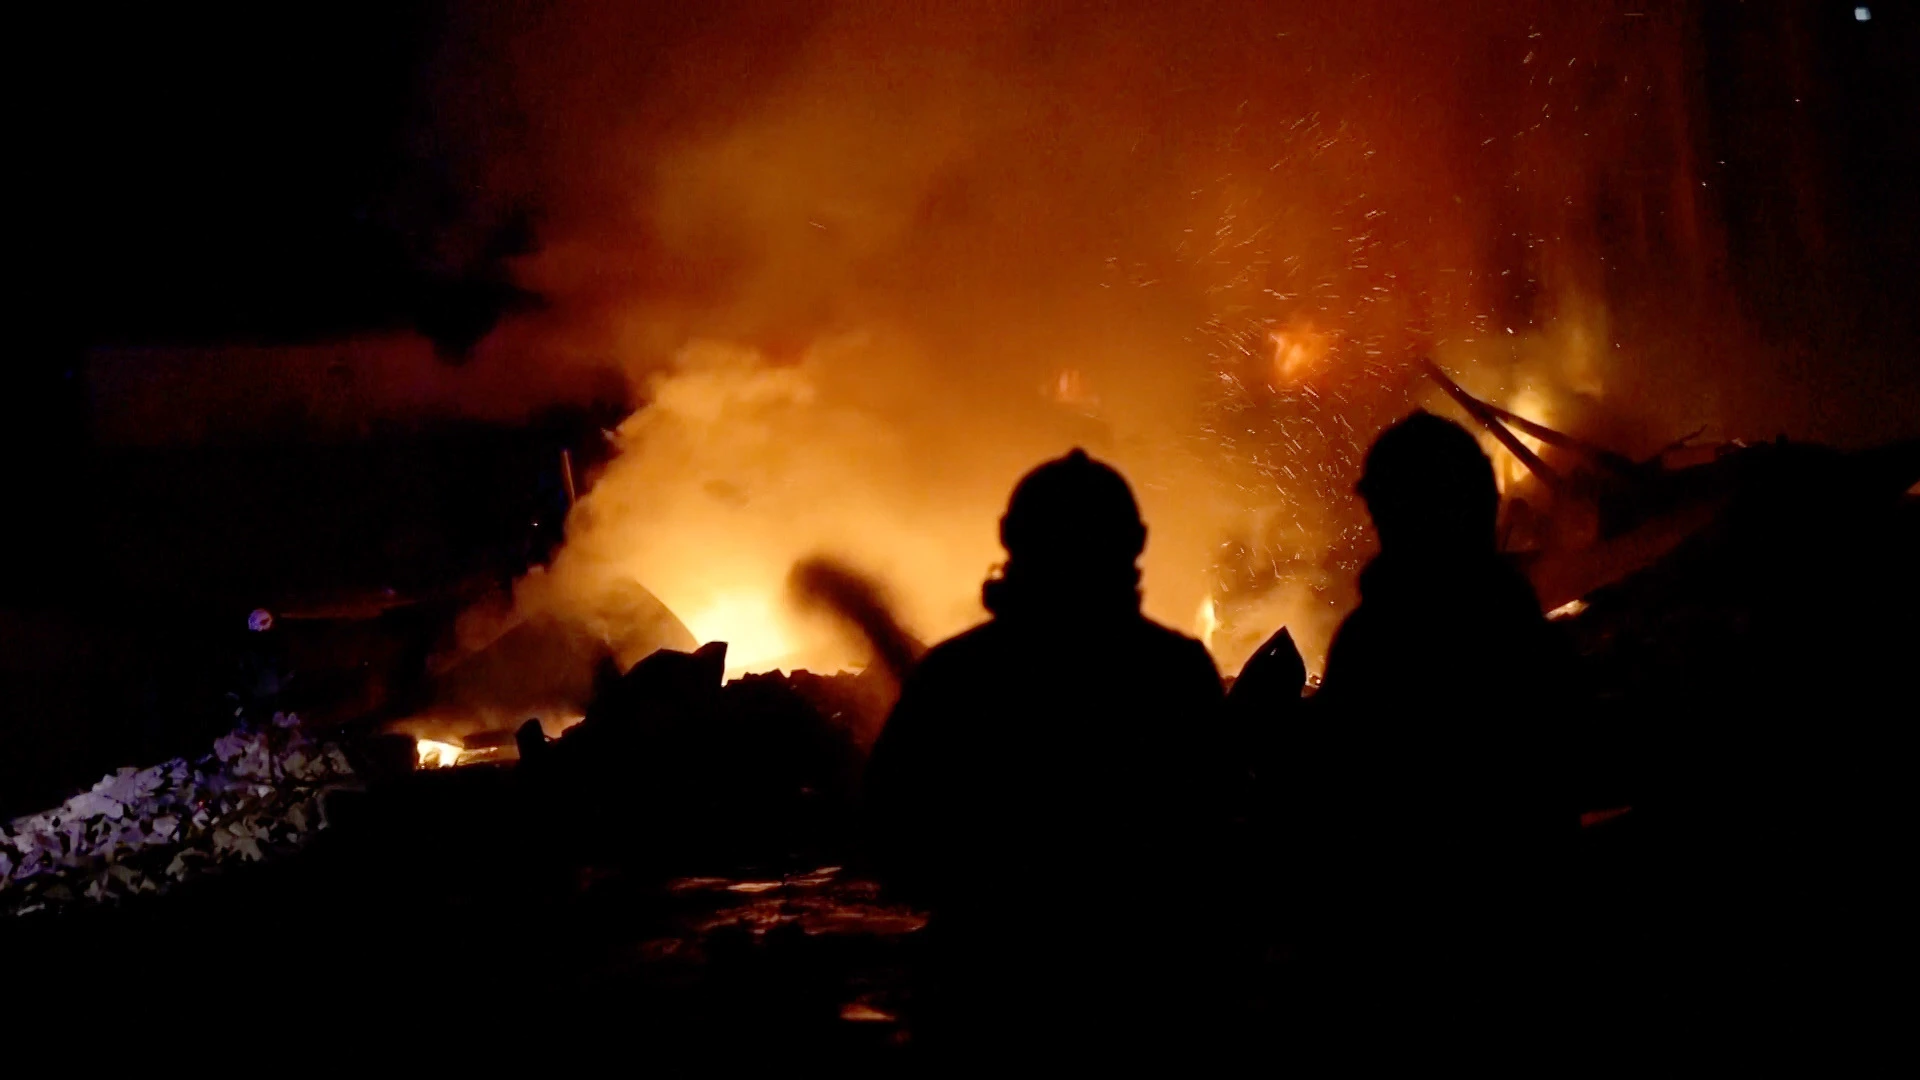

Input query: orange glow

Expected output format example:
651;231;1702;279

1195;595;1220;653
401;0;1746;698
1266;323;1333;386
1487;388;1557;495
680;591;807;677
1047;368;1095;407
415;738;466;769
1547;598;1589;621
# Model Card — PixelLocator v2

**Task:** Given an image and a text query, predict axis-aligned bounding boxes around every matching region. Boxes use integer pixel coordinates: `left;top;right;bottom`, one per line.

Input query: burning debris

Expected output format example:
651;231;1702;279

414;737;468;769
0;713;355;915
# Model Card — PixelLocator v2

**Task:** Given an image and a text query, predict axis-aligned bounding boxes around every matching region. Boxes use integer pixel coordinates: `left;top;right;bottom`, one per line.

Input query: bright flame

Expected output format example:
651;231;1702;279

1460;385;1565;497
1266;322;1332;385
399;0;1747;701
415;738;466;769
1195;595;1219;653
681;591;806;676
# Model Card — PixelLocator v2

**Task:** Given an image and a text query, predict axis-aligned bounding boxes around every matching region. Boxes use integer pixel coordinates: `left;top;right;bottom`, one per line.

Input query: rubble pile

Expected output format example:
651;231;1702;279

516;642;887;865
0;713;355;915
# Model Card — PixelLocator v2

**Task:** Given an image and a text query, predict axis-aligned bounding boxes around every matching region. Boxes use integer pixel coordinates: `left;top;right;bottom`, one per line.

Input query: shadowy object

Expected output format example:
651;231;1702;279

514;717;548;765
1226;624;1305;854
429;579;697;724
864;449;1238;1061
1280;411;1577;1038
593;640;729;718
788;556;926;703
1228;625;1306;730
520;641;867;869
416;207;546;360
1558;437;1920;1042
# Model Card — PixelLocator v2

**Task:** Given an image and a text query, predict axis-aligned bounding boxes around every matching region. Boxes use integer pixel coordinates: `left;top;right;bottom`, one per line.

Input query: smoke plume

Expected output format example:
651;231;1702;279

420;1;1776;674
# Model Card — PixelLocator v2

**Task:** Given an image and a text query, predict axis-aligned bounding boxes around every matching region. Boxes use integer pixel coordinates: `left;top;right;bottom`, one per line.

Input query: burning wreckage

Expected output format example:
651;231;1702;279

6;374;1915;921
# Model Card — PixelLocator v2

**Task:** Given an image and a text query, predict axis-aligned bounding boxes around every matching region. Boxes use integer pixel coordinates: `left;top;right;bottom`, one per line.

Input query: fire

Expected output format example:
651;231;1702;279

1485;388;1558;495
1195;595;1220;653
415;738;466;769
680;591;807;676
418;1;1738;691
1266;323;1332;385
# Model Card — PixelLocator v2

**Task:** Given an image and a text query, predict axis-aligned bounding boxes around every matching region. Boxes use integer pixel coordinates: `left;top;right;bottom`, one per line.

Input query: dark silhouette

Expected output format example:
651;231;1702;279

1223;624;1307;945
1281;411;1576;1033
1227;623;1307;770
1318;411;1572;710
864;449;1233;1058
787;556;926;699
230;608;292;724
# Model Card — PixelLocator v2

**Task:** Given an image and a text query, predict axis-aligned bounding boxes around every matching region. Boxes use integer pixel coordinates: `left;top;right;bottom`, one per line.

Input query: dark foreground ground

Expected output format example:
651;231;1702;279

6;454;1914;1066
7;753;1907;1070
9;764;918;1067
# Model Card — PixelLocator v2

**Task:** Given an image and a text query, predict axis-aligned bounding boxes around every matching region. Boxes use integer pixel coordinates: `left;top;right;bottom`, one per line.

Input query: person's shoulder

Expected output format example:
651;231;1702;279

1133;616;1221;671
1491;555;1548;612
910;620;1003;677
1315;601;1380;694
1133;614;1206;651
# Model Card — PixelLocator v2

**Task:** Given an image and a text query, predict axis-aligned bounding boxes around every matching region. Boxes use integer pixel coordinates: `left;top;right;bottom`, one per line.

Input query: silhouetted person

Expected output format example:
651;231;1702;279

1283;411;1575;1037
865;449;1233;1060
230;608;291;725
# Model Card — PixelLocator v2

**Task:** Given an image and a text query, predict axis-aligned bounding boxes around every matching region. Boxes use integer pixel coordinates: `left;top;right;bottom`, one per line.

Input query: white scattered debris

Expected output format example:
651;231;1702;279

0;713;354;915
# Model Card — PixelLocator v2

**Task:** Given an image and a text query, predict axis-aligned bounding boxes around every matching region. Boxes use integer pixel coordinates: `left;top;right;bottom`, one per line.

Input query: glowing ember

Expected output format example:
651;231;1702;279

840;1002;897;1023
1547;599;1589;621
1580;806;1633;829
415;738;466;769
1266;322;1332;385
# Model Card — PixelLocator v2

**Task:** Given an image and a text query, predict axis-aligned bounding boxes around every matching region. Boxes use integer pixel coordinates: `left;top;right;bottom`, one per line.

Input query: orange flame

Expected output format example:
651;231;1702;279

415;738;466;769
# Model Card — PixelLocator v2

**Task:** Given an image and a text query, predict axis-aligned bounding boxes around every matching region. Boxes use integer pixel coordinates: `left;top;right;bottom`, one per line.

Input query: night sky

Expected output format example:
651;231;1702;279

42;2;436;347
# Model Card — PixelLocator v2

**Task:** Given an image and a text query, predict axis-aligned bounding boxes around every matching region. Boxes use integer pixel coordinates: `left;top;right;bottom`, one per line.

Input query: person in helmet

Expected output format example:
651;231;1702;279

1311;410;1571;809
1280;411;1576;1034
865;449;1235;1055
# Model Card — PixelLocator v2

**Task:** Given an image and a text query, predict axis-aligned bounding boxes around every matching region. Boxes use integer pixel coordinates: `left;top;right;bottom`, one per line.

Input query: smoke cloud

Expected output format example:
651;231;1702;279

420;1;1774;675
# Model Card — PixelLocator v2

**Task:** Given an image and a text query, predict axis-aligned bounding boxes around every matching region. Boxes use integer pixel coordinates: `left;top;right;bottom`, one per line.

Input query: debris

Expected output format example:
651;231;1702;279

606;639;730;715
514;718;549;764
0;714;354;914
520;643;874;864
